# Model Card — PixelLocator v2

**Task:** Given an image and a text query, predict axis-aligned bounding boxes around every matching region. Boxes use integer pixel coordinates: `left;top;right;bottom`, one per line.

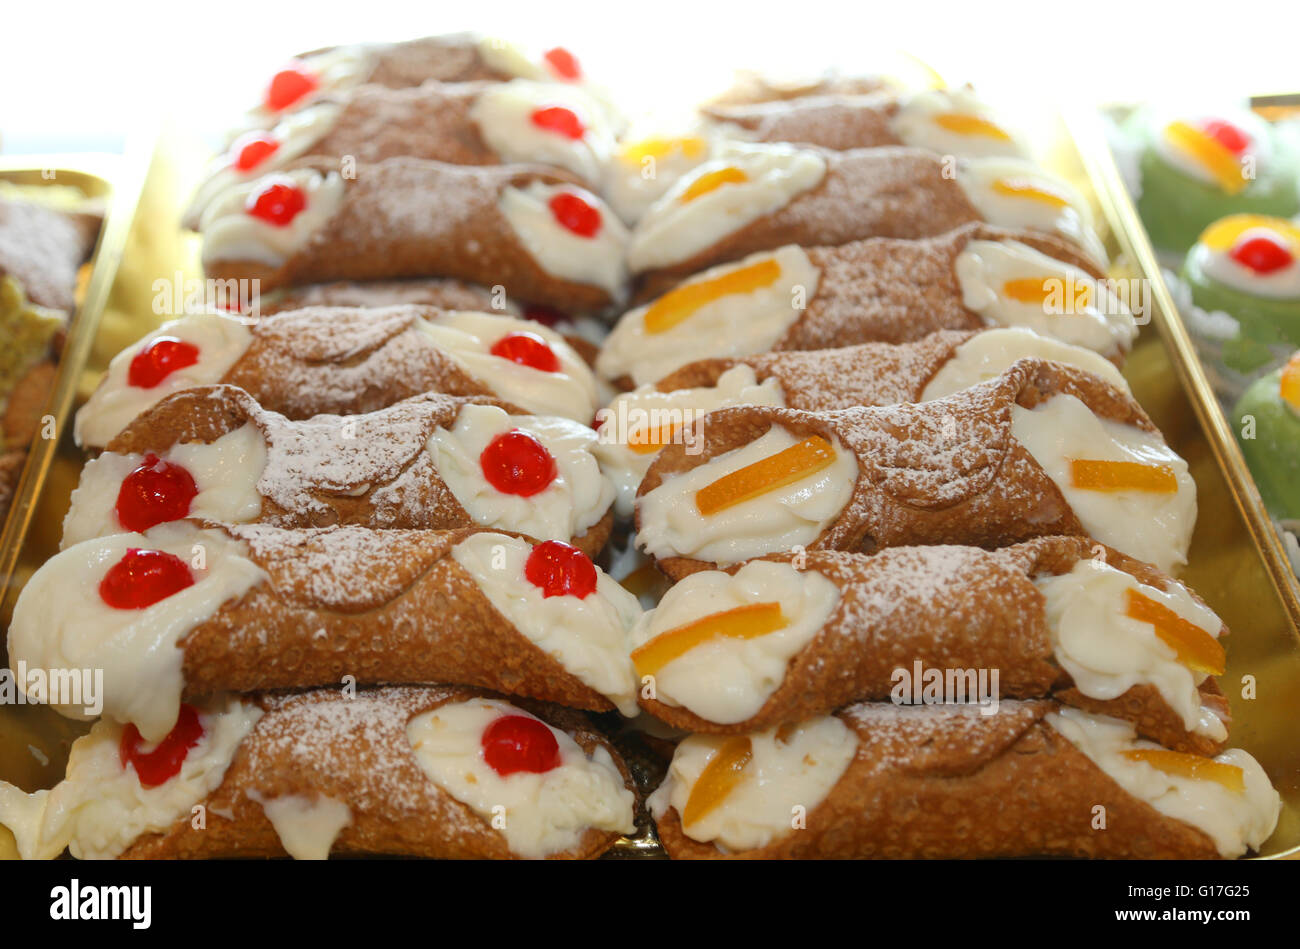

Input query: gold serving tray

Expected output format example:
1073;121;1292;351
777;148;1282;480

3;108;1299;859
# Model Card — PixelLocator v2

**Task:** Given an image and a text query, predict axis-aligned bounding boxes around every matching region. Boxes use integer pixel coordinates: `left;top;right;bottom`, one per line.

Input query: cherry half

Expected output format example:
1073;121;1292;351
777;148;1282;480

246;179;307;226
99;548;195;610
479;430;558;497
115;454;198;533
531;106;586;140
119;703;205;788
481;714;562;776
127;337;200;389
548;191;601;238
1199;118;1251;156
231;132;281;173
542;47;582;81
264;61;320;112
489;331;561;372
1230;234;1294;275
525;540;598;599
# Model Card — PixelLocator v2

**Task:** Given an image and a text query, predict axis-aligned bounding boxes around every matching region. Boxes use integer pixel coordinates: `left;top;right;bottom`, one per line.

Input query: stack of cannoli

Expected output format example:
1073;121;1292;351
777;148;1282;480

2;35;1283;862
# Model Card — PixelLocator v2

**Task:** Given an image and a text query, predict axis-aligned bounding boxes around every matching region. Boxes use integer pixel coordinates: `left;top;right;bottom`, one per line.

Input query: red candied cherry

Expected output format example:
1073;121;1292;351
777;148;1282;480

115;454;198;533
231;131;281;173
542;47;582;81
119;703;205;788
1199;118;1251;156
490;331;561;372
127;337;200;389
99;548;195;610
525;540;598;599
481;714;562;776
246;179;307;226
548;191;602;238
1230;234;1294;275
264;61;320;112
530;106;586;140
522;304;568;328
479;430;558;497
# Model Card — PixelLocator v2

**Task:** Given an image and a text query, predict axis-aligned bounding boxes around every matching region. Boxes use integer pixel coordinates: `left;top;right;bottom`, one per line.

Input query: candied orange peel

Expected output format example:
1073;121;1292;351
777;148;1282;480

1124;588;1226;675
1121;749;1245;792
1164;121;1248;195
632;602;787;676
992;177;1070;208
643;257;782;334
681;166;749;203
696;435;837;515
933;112;1012;141
1069;459;1178;494
683;736;754;826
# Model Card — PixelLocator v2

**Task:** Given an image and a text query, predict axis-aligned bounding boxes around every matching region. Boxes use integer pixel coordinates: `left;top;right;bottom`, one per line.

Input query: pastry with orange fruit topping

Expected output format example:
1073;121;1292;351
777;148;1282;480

199;159;627;310
1131;111;1299;253
1233;351;1300;520
599;222;1126;389
649;700;1279;859
635;358;1195;577
0;686;636;860
74;306;605;451
629;535;1230;755
7;523;645;743
63;385;615;556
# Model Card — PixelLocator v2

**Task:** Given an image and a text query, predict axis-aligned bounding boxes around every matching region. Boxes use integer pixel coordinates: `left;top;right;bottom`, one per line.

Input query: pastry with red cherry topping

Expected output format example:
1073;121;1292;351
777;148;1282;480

74;306;605;450
64;385;615;555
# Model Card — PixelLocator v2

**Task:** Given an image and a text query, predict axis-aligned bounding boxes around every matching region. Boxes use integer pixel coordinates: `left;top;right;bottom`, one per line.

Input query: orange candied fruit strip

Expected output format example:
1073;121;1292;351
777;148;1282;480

1279;352;1300;411
696;435;837;516
1121;749;1245;793
681;166;749;203
1001;277;1092;312
643;257;783;335
992;177;1070;208
683;736;754;826
932;112;1012;142
1124;588;1226;675
1068;459;1178;494
1164;121;1248;196
631;601;787;677
628;421;682;455
619;135;707;164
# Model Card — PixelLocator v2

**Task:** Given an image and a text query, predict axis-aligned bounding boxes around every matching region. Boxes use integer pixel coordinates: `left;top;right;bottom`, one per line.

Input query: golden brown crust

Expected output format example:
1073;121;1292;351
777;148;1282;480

703;72;895;109
121;685;633;859
703;92;903;151
655;699;1223;859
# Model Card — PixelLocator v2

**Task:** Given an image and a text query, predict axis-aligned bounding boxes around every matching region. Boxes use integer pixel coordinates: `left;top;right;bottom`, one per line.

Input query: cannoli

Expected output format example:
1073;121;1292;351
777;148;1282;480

199;158;628;309
648;701;1280;859
188;79;617;228
0;195;99;314
704;70;895;109
74;306;604;450
62;385;615;554
598;222;1131;387
0;686;636;860
8;522;643;742
635;358;1196;576
595;328;1128;516
629;535;1230;754
704;88;1028;159
626;142;1105;292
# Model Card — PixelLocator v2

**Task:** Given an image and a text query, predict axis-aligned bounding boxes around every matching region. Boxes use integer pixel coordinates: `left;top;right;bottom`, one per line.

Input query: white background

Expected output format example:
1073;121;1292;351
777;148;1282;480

3;0;1298;153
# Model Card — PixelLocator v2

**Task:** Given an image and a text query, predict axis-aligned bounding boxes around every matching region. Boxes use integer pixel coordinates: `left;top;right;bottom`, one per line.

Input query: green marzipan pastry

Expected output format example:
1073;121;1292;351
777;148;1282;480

1132;120;1300;255
1181;250;1300;373
1234;366;1300;521
0;276;63;454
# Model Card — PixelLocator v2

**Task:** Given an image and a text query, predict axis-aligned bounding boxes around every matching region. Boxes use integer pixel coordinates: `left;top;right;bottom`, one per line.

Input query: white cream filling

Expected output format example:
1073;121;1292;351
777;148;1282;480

891;88;1028;159
406;697;635;858
250;791;352;860
1192;229;1300;299
233;44;375;137
200;168;345;269
1011;393;1196;574
0;696;261;860
1037;559;1226;740
61;423;268;549
75;314;253;450
594;365;787;517
477;36;549;80
1048;707;1279;858
1152;112;1272;190
631;561;840;723
636;425;857;566
471;80;615;184
451;533;641;715
7;523;267;742
920;327;1131;402
953;240;1137;356
498;181;628;298
627;142;828;273
958;158;1108;267
427;403;612;542
602;129;718;225
596;245;819;386
647;715;857;853
418;310;601;422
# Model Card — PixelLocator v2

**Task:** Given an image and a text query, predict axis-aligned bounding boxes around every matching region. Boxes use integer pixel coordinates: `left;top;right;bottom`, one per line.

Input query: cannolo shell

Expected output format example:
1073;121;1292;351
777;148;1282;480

703;93;902;151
